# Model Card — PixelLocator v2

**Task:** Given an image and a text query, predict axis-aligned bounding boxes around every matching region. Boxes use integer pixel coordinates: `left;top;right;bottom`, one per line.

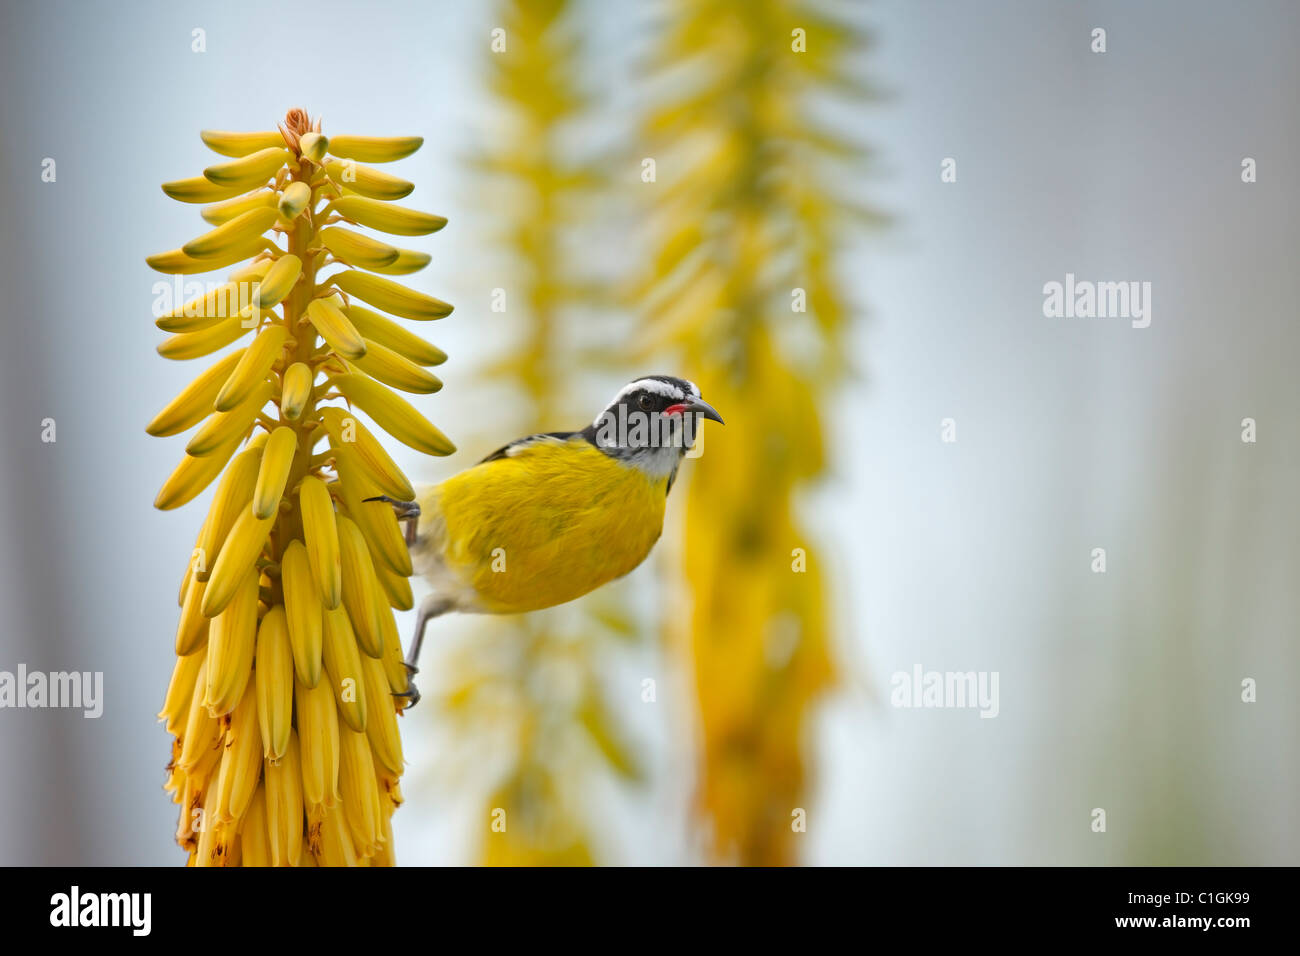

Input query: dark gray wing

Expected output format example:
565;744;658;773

478;431;582;463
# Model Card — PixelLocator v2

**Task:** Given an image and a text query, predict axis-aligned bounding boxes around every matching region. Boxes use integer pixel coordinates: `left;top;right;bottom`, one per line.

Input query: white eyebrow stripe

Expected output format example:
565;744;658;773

610;378;685;404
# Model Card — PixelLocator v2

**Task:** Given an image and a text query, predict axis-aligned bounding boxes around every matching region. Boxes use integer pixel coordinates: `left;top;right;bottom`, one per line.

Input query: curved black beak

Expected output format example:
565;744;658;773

686;397;724;424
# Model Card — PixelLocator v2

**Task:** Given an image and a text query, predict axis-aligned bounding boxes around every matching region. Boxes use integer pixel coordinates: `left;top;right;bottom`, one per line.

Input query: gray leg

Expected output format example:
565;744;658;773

393;594;453;707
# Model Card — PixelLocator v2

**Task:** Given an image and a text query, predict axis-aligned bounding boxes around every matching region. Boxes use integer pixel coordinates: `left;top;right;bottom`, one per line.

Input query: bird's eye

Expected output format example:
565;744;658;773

638;394;653;411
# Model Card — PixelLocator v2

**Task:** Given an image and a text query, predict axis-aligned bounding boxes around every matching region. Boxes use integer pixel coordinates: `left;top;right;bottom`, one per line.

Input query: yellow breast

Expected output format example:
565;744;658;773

427;438;668;614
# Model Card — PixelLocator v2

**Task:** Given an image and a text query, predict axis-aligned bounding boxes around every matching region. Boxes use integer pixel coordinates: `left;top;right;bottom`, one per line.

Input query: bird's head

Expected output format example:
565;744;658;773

587;375;724;477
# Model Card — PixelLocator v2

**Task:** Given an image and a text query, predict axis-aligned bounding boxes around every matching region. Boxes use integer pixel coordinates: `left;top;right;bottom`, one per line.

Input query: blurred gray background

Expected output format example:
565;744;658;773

1;0;1297;865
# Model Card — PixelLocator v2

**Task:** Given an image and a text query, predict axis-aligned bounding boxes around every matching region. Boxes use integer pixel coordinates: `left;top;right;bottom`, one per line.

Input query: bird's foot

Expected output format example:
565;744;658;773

364;495;421;545
393;661;421;709
364;494;420;521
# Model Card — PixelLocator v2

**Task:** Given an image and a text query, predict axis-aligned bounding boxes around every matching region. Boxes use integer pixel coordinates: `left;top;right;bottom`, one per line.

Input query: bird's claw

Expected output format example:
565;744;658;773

394;661;421;708
393;685;421;708
364;494;421;521
365;496;421;546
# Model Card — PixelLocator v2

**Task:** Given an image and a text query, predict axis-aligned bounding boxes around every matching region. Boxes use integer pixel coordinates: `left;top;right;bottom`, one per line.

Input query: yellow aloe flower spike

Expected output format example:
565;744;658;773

148;108;454;866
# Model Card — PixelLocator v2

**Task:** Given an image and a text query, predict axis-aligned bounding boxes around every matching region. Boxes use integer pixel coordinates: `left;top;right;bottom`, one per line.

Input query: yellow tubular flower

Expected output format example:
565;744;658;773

150;108;455;866
639;3;881;864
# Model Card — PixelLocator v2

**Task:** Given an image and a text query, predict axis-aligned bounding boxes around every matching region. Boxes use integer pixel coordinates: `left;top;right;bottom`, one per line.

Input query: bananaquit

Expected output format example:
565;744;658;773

379;375;723;704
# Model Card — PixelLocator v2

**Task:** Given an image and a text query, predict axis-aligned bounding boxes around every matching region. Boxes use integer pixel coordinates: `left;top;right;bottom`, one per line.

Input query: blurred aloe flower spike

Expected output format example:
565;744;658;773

640;3;883;865
431;0;640;867
148;108;454;867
